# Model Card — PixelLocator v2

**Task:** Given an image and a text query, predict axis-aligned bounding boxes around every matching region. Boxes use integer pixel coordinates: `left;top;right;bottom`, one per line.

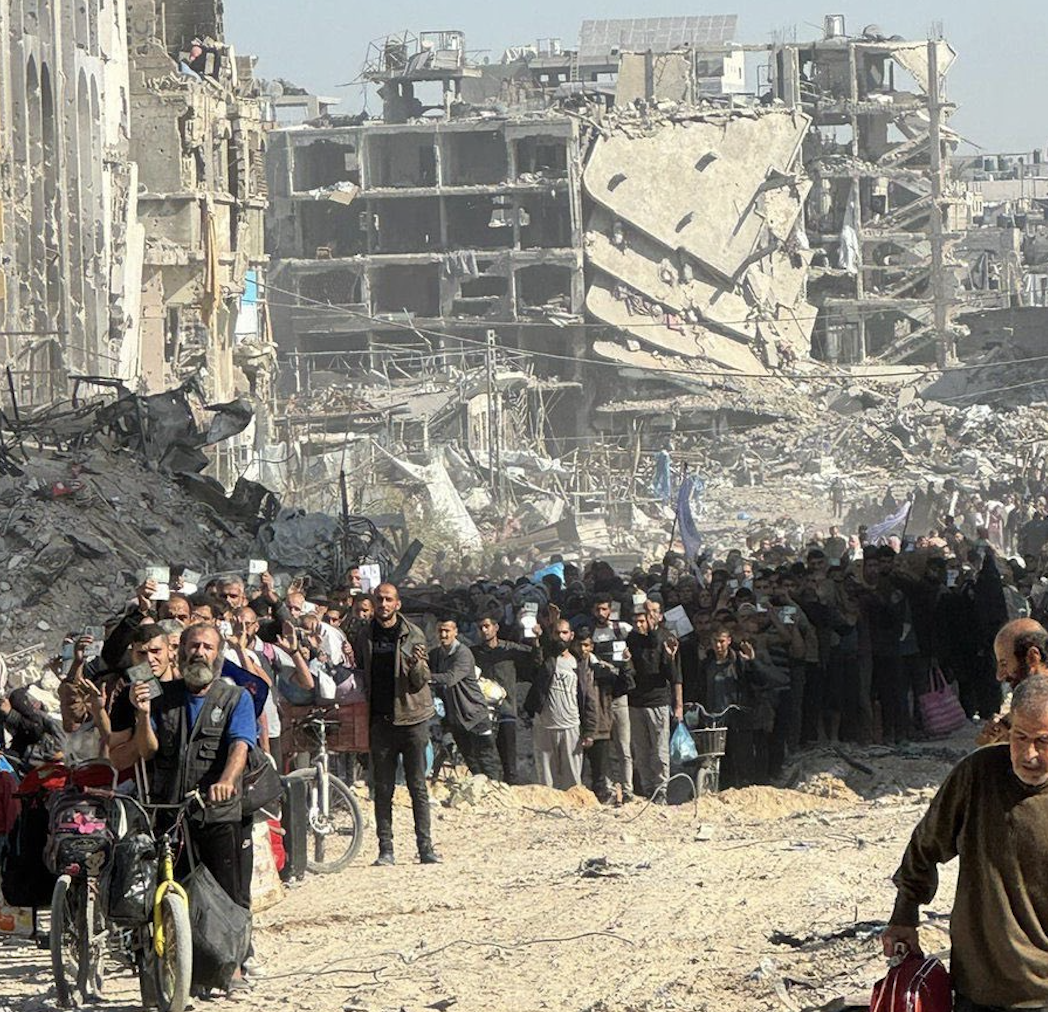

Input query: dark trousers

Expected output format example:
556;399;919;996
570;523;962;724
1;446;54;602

450;722;503;781
588;738;610;797
722;728;768;787
370;717;432;855
872;653;907;744
496;718;518;785
801;662;824;743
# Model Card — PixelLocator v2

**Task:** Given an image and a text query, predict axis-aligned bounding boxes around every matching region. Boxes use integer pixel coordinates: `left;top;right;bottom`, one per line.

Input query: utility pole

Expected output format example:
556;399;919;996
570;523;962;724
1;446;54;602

927;38;953;368
485;329;502;505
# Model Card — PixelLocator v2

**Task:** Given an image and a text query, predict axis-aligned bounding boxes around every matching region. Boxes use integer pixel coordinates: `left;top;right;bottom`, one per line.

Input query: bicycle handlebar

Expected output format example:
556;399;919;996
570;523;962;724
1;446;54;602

690;703;746;722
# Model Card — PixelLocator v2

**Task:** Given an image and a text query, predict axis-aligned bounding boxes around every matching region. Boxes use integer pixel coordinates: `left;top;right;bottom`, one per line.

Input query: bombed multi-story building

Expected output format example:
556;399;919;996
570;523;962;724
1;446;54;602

0;0;273;483
0;0;141;402
266;31;584;392
127;0;270;410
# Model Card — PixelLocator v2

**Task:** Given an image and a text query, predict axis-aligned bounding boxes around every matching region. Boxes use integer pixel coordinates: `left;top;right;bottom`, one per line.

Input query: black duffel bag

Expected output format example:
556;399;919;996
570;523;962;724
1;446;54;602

183;860;250;992
102;833;157;925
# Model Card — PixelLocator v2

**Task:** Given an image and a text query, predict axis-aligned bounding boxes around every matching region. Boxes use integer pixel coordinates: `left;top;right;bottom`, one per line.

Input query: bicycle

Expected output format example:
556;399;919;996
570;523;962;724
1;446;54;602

687;703;745;795
128;794;199;1012
47;763;120;1008
285;709;364;873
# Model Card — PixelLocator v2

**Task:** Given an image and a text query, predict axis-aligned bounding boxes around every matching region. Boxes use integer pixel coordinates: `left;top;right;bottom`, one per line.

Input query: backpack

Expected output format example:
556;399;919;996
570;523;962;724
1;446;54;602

43;790;115;876
871;951;951;1012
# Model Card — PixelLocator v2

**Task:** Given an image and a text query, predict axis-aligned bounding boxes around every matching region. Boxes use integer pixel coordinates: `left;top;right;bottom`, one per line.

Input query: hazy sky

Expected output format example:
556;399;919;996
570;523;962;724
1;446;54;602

226;1;1047;153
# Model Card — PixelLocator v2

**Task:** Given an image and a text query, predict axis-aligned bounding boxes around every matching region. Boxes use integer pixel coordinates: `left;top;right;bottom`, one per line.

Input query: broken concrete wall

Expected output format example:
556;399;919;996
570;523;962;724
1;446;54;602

265;118;585;366
582;108;816;375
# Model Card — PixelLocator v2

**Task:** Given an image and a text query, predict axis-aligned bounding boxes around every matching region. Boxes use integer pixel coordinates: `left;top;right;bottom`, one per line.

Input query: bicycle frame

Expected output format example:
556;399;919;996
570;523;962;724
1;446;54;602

311;719;332;832
152;833;189;959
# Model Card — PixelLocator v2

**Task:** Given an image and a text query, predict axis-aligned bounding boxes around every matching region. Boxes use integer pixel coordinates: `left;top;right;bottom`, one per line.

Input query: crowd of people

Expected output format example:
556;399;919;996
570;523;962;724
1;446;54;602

4;494;1048;999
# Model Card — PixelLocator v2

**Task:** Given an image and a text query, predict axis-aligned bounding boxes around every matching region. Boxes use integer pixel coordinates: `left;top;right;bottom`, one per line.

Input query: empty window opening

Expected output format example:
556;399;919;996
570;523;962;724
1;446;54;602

299;269;364;307
373;197;440;253
371;265;440;316
293;138;360;191
514;137;568;178
367;135;437;187
446;195;515;251
441;131;508;185
520;191;572;249
517;264;572;308
298;201;368;257
452;274;508;318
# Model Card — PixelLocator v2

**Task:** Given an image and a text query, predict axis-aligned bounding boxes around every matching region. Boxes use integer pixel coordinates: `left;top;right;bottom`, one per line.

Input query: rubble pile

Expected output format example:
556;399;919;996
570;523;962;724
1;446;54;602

0;447;255;655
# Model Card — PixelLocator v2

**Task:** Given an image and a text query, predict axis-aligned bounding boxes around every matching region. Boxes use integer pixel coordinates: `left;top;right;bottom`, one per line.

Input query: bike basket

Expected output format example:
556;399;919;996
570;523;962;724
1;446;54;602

280;701;370;756
691;727;728;757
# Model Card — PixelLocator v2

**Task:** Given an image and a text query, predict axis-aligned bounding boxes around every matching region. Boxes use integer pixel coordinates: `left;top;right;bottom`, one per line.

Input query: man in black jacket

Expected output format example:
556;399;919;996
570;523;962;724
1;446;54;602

698;626;781;787
429;619;502;781
626;609;682;803
354;583;438;866
473;613;533;784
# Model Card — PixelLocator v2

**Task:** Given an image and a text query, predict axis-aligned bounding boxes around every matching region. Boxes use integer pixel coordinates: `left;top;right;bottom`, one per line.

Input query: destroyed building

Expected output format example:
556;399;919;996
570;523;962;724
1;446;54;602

265;35;585;393
127;0;273;481
770;20;977;365
0;0;141;401
0;0;274;487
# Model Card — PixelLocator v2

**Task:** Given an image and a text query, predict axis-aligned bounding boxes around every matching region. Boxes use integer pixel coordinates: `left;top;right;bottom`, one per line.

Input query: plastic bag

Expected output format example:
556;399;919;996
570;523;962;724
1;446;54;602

670;719;698;769
918;668;967;737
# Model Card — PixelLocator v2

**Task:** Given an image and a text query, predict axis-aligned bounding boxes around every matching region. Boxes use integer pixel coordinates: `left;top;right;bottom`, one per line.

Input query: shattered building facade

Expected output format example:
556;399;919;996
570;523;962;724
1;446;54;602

265;18;816;440
127;0;271;441
0;0;142;402
0;0;274;486
771;24;978;365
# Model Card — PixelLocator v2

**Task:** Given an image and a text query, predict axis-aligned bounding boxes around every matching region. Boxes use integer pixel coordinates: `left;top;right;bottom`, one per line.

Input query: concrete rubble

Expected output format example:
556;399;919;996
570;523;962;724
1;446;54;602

1;7;1048;576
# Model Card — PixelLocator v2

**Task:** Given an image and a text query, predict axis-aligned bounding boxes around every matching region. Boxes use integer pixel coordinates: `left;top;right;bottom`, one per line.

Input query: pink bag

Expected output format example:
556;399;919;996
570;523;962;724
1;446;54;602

918;667;968;737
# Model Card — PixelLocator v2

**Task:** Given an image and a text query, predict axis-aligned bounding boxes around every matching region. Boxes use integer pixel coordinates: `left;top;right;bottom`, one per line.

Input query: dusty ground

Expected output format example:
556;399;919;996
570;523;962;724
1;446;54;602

1;731;972;1012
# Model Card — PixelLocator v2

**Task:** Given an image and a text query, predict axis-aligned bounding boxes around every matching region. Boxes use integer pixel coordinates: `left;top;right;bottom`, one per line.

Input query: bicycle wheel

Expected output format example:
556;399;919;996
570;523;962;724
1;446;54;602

154;891;192;1012
287;770;363;873
50;875;80;1008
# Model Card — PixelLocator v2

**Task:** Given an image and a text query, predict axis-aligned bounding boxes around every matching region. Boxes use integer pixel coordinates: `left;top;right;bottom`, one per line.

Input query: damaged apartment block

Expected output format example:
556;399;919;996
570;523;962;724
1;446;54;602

0;0;274;491
0;0;141;403
128;0;268;396
266;30;583;388
126;0;272;481
771;17;975;365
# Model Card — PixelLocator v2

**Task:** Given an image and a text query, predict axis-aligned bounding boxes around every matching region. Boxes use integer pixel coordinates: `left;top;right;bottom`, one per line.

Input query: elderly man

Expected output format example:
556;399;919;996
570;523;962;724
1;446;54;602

977;619;1048;745
883;674;1048;1012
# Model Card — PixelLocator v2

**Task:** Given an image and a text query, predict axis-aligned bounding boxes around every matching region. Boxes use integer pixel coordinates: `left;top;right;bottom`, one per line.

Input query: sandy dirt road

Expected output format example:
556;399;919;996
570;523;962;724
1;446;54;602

2;740;964;1012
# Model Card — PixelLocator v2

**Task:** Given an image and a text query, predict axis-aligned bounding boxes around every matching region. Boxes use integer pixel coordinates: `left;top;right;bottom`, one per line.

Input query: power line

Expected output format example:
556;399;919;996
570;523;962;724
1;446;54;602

261;280;1048;386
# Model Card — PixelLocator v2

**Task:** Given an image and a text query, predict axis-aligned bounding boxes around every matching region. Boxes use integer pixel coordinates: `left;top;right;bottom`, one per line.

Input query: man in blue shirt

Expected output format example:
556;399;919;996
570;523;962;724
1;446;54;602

131;624;257;992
